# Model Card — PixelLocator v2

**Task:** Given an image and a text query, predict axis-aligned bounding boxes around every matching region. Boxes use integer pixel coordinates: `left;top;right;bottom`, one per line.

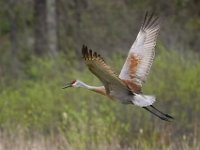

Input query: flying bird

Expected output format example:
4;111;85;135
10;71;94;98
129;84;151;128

63;12;173;121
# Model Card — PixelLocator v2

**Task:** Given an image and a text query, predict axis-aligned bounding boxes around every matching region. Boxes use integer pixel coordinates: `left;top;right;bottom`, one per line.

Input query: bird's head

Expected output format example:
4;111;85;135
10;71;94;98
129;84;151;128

62;80;85;89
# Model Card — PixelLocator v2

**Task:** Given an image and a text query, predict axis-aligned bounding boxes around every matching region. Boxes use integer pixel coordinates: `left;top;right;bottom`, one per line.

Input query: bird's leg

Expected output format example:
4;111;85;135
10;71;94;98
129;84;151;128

143;107;170;121
150;105;174;119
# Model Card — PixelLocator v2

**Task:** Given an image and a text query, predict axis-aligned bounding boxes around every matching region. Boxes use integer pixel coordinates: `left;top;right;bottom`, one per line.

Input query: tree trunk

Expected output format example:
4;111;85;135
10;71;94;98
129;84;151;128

8;0;20;76
9;2;19;55
34;0;47;56
47;0;58;57
55;0;61;52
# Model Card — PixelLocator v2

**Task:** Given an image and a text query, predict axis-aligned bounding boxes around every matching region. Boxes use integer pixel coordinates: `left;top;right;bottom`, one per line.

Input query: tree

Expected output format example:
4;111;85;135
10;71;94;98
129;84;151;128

47;0;58;57
34;0;47;56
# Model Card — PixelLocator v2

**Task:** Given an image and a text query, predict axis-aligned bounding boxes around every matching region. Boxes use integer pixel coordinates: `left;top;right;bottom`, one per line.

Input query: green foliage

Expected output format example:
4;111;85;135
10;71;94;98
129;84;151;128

0;0;199;148
0;46;200;149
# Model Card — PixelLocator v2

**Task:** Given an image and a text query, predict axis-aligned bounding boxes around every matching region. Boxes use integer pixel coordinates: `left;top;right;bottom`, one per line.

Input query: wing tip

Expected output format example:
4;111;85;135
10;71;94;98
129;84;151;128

81;44;104;61
82;44;88;59
141;11;160;30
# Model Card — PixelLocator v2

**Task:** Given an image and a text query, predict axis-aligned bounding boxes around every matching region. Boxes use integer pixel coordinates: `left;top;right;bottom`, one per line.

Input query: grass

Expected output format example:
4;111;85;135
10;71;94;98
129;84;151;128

0;46;200;149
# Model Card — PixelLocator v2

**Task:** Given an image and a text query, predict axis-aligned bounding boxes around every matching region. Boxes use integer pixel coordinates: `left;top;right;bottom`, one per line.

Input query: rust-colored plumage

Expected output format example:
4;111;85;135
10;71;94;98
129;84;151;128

129;54;141;79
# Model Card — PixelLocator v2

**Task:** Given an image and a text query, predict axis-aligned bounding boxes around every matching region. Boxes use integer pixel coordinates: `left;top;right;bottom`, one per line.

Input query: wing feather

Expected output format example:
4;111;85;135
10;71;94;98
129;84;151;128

82;45;128;94
119;12;160;87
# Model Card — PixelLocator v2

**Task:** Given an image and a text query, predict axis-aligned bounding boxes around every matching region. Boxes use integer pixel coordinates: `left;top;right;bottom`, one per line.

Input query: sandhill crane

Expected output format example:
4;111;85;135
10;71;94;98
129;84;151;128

63;12;173;121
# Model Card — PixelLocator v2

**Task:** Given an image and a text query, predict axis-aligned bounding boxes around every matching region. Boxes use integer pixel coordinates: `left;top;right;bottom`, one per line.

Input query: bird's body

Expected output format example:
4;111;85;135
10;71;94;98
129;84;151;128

63;12;174;121
73;80;133;104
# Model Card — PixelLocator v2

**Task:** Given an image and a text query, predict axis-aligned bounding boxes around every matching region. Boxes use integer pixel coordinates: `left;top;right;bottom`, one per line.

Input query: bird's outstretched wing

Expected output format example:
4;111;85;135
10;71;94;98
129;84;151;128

82;45;129;94
119;12;160;87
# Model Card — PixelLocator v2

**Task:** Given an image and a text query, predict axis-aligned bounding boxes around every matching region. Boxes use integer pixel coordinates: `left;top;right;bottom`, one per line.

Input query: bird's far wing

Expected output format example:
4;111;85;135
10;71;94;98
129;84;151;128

119;12;160;87
82;45;129;94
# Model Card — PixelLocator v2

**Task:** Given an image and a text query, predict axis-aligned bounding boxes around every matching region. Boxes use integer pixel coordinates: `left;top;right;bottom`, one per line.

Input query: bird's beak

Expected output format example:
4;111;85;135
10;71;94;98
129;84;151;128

62;83;72;89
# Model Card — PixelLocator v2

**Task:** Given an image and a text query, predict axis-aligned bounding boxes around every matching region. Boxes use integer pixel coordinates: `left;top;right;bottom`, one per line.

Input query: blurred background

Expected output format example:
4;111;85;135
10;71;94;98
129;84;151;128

0;0;199;149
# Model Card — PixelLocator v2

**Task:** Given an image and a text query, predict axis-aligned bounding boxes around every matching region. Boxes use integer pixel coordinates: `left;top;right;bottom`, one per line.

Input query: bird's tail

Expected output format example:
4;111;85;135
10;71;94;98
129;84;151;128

132;94;156;107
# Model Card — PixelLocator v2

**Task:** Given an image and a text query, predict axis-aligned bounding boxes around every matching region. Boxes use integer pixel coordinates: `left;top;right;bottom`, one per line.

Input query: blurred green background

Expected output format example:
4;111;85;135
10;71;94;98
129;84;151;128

0;0;199;149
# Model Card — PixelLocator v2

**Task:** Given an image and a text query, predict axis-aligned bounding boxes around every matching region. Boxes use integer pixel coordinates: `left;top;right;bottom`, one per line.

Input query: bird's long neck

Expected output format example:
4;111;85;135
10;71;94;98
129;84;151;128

78;81;106;96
